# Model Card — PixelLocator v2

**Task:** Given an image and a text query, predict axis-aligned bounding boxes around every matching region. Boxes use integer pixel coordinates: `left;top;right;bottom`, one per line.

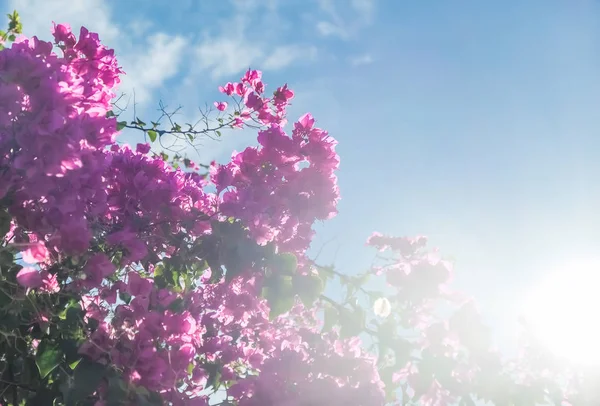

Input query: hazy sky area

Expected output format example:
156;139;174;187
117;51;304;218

5;0;600;354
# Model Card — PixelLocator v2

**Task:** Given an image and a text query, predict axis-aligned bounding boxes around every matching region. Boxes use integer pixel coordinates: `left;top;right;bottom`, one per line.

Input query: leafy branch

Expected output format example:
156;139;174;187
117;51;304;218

0;11;22;50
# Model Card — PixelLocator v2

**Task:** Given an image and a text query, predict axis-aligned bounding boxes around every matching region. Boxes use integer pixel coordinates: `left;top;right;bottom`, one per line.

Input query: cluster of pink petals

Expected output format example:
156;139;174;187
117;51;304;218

212;113;340;250
0;23;388;405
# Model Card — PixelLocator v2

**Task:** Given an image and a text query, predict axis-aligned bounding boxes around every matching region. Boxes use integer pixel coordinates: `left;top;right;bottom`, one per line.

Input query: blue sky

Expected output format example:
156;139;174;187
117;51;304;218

5;0;600;350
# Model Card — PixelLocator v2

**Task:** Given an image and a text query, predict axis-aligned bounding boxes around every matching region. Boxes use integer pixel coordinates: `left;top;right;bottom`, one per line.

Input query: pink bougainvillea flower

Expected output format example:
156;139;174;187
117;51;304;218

214;101;228;111
40;271;60;293
218;82;235;95
84;254;116;285
16;267;43;288
22;241;50;264
136;143;151;154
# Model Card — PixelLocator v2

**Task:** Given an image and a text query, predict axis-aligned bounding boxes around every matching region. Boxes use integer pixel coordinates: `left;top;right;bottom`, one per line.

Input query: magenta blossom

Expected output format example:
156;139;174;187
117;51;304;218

16;267;43;288
214;101;228;111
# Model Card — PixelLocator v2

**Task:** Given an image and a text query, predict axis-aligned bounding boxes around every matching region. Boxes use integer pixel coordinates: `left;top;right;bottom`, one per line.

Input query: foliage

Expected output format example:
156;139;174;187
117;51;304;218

0;13;590;406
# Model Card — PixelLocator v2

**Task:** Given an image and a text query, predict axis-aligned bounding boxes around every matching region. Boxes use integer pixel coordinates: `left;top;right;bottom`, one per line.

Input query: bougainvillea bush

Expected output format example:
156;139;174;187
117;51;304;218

0;14;592;406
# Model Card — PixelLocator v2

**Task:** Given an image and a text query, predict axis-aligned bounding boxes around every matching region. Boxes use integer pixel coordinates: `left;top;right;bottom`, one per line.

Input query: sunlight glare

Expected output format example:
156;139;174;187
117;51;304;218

522;259;600;366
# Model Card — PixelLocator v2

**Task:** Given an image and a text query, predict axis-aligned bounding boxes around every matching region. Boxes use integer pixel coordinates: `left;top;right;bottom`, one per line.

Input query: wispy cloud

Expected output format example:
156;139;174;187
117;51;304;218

351;0;376;22
314;0;377;40
349;53;374;66
118;34;188;104
316;21;348;39
191;0;319;80
195;35;264;81
11;0;119;42
263;45;318;70
8;0;189;106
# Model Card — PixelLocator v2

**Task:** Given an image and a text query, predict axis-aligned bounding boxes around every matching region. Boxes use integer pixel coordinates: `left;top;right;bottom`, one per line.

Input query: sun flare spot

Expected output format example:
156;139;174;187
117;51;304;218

522;259;600;366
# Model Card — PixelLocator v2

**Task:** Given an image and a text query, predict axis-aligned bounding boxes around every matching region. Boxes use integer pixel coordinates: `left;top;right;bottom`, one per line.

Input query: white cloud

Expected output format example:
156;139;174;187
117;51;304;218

191;0;319;80
128;19;153;38
316;21;348;38
8;0;189;107
195;36;264;80
10;0;119;42
351;0;376;21
314;0;377;39
231;0;279;13
263;45;318;70
118;33;188;104
349;53;374;66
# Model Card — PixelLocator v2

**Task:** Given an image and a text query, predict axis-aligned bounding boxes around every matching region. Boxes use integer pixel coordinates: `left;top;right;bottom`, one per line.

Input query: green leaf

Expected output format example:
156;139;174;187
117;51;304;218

61;300;82;323
36;340;63;379
26;387;56;406
68;359;81;370
263;275;295;319
147;130;157;142
322;304;338;332
136;391;163;406
216;130;222;137
0;250;14;266
316;265;335;281
268;292;295;319
119;291;132;304
0;209;12;239
339;307;365;338
275;252;297;275
66;358;106;404
106;375;129;404
294;273;324;308
203;363;222;390
351;273;370;287
0;288;11;307
167;297;185;313
163;267;180;290
116;121;127;131
60;337;82;364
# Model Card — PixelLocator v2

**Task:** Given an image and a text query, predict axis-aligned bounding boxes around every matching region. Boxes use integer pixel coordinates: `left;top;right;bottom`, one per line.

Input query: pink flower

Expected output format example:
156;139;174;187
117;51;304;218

40;271;60;293
296;113;315;130
16;267;43;288
136;143;151;154
214;101;228;111
52;22;76;47
273;84;294;105
218;82;235;95
244;92;262;110
22;241;50;264
84;254;116;285
106;230;148;263
127;271;153;297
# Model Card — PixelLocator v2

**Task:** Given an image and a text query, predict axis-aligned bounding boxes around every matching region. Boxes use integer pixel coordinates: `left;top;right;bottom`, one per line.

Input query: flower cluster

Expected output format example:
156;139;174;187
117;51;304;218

0;21;580;406
0;22;387;406
212;114;340;250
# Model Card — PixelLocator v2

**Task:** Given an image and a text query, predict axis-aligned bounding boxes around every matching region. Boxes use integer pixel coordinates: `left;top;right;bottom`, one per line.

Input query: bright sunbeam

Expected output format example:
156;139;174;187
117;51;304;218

522;259;600;366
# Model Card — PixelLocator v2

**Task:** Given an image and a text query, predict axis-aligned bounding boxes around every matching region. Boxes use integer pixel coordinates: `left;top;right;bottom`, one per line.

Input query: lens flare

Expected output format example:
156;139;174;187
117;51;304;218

522;259;600;366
